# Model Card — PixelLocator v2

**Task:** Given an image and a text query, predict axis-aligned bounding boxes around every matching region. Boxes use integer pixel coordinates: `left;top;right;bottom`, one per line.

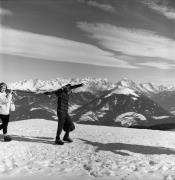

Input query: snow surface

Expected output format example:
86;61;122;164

1;119;175;180
151;116;170;120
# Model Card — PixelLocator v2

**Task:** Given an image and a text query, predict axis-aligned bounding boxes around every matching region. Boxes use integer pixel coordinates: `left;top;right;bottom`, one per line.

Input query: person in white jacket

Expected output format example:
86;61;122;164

0;82;13;141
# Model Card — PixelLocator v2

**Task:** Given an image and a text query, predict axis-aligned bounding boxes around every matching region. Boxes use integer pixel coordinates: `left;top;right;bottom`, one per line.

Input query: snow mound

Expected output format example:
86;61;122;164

115;112;146;127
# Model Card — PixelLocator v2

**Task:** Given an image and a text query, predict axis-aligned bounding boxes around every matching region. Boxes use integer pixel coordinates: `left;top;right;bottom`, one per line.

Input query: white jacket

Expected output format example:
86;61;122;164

0;93;12;115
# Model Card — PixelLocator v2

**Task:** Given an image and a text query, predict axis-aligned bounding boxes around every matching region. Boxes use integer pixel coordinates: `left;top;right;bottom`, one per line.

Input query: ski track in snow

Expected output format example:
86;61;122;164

1;119;175;180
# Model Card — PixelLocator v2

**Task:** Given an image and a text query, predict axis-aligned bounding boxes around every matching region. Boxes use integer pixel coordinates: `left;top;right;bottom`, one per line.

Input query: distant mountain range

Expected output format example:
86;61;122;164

8;78;115;94
116;78;175;95
71;86;175;130
9;78;175;130
9;77;175;95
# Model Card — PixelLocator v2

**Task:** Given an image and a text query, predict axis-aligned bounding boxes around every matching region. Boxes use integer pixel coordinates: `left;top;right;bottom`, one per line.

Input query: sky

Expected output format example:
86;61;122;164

1;0;175;84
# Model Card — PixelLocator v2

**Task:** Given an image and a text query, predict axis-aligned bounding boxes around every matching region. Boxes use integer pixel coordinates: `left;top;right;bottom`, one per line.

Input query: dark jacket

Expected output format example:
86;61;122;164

44;83;84;113
55;89;69;112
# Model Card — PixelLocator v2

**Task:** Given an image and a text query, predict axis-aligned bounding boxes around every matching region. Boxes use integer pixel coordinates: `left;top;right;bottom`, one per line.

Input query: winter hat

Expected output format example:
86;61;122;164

0;82;7;89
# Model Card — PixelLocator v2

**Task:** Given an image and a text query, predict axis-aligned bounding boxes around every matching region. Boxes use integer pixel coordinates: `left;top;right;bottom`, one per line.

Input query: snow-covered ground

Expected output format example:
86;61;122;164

1;119;175;180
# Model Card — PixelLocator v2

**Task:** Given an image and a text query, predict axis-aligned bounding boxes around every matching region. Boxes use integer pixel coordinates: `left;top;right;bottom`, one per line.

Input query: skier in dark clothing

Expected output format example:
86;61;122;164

44;83;84;145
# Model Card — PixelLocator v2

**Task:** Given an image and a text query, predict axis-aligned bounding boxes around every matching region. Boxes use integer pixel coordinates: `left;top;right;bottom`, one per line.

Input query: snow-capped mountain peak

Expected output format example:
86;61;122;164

117;78;138;88
8;77;175;96
116;78;175;95
112;87;139;97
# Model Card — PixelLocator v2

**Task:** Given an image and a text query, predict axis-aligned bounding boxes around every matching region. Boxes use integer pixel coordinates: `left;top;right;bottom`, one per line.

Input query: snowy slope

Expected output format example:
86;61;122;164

1;119;175;180
106;87;139;97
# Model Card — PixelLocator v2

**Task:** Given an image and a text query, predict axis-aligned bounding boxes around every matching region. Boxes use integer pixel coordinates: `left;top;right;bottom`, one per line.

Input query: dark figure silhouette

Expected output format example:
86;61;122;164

44;83;84;145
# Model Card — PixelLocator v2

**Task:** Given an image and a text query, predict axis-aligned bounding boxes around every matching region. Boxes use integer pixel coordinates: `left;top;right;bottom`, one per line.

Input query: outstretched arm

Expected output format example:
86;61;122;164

43;88;63;96
7;89;35;95
43;91;55;95
70;83;84;90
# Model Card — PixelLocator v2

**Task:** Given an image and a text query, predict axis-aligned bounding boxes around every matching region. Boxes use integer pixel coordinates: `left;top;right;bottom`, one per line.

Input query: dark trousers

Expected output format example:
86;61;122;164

0;114;10;135
56;111;75;140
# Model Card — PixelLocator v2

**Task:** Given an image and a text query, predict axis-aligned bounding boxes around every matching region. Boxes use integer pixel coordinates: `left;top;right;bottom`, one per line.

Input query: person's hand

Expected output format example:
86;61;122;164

6;89;13;94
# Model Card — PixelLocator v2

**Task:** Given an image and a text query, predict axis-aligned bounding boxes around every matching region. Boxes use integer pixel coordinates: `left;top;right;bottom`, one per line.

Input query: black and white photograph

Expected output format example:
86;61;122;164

1;0;175;179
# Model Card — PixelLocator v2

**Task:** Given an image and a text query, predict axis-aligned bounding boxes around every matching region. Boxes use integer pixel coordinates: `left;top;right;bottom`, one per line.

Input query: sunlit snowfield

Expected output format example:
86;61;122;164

1;119;175;180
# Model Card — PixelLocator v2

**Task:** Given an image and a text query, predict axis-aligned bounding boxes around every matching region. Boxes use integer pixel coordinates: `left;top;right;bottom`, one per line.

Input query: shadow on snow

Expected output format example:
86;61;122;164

79;138;175;156
0;134;54;145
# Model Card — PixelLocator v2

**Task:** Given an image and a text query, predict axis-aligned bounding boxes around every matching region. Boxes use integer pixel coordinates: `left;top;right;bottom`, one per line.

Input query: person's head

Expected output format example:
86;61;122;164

63;84;71;93
0;82;7;93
